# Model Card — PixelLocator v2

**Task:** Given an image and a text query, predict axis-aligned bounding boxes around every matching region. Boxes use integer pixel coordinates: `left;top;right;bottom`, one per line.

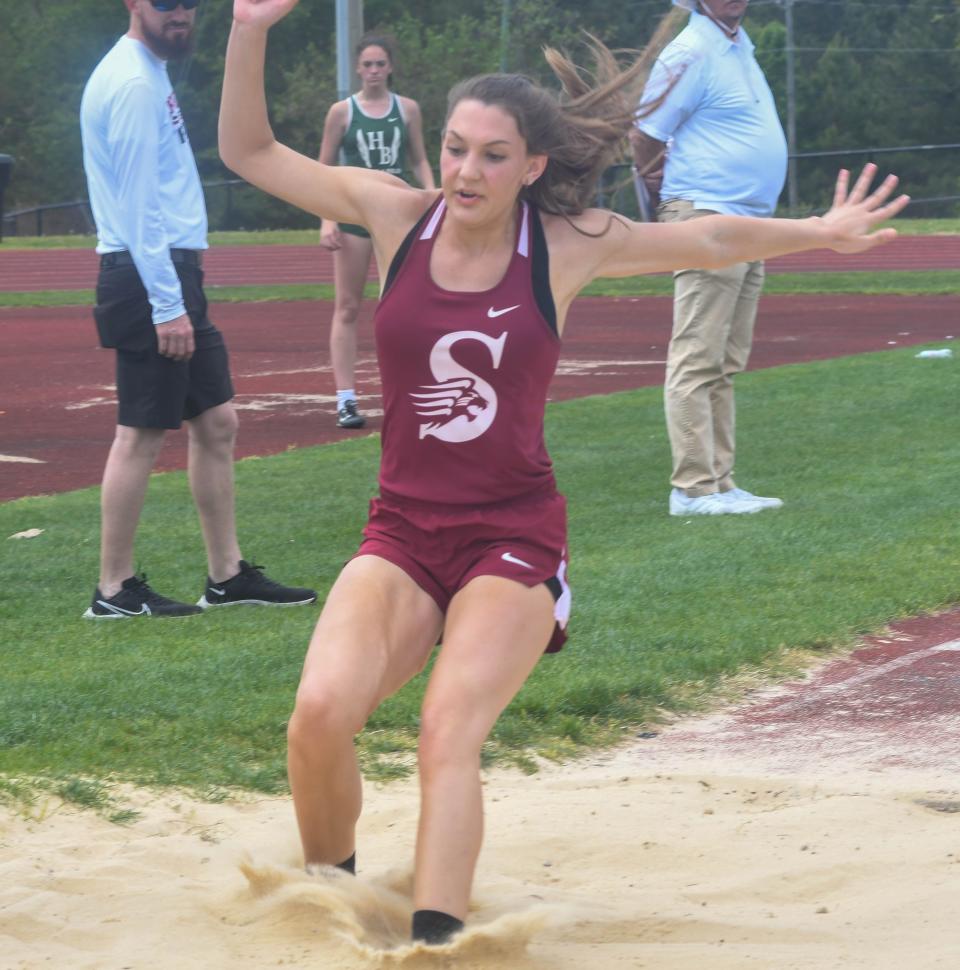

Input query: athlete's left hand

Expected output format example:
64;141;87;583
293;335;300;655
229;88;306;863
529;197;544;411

821;163;910;254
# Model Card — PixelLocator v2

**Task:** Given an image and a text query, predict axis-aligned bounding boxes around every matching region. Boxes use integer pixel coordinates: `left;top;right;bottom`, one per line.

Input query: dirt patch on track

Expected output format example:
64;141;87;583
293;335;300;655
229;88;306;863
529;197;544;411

630;606;960;777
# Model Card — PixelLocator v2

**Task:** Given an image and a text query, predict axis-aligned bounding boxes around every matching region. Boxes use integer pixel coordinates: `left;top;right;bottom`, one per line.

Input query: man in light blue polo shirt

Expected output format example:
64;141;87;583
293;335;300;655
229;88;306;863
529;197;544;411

633;0;788;516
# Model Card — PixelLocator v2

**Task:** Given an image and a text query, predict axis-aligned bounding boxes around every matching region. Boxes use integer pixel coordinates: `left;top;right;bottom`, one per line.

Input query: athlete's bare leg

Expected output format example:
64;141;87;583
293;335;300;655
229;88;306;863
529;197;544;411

98;424;166;596
287;555;443;866
330;232;374;393
413;576;556;920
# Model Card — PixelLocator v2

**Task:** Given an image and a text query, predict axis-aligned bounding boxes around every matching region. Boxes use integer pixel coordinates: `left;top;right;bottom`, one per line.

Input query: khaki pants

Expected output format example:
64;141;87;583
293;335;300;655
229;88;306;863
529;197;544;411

658;199;766;497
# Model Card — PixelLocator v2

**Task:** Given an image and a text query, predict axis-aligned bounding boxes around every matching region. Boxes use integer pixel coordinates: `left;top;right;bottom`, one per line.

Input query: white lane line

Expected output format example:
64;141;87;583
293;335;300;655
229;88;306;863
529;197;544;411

64;397;115;411
554;359;665;375
0;455;46;464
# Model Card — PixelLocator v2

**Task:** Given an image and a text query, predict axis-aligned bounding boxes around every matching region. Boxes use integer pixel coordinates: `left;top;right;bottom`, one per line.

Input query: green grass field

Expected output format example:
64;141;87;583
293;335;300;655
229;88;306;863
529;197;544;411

3;271;959;309
2;346;958;808
2;217;959;249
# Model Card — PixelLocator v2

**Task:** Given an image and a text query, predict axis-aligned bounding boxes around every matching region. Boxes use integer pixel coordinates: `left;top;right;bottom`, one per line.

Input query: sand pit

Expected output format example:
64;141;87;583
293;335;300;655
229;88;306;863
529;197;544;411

3;734;958;970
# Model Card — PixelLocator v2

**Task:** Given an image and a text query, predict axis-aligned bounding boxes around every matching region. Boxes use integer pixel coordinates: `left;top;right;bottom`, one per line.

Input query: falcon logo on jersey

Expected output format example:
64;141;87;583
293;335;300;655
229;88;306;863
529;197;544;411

410;330;507;442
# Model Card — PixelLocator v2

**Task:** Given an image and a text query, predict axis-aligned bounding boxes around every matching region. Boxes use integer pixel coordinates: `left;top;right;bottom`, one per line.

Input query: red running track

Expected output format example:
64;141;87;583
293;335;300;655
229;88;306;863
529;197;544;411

1;234;958;291
1;293;957;503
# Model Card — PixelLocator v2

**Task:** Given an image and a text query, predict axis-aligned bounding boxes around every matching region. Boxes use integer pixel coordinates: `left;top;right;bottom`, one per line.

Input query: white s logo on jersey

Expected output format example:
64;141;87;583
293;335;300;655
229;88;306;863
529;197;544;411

410;330;507;442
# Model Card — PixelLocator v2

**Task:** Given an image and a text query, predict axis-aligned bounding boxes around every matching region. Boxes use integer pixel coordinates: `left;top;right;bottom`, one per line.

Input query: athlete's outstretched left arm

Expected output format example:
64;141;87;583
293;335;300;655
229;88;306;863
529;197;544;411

585;164;910;281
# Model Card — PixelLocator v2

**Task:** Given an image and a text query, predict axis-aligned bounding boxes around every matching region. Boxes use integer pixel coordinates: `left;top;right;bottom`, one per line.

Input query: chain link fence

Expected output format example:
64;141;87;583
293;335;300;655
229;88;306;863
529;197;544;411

3;145;958;238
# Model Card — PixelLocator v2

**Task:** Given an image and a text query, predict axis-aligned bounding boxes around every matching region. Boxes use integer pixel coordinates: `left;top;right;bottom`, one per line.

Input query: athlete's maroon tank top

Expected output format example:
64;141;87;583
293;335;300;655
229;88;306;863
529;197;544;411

375;197;560;506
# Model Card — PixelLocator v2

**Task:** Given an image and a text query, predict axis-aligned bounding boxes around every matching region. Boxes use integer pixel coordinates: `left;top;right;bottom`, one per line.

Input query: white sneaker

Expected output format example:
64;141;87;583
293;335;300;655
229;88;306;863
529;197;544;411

669;488;760;516
723;486;783;511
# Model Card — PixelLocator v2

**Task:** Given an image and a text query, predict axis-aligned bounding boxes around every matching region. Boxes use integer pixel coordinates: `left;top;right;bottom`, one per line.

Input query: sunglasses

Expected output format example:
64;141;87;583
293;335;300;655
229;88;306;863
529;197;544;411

148;0;201;11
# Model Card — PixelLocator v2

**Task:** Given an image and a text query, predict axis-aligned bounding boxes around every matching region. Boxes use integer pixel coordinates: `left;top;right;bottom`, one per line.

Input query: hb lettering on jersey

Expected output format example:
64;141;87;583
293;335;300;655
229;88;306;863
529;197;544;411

410;331;507;443
357;127;400;168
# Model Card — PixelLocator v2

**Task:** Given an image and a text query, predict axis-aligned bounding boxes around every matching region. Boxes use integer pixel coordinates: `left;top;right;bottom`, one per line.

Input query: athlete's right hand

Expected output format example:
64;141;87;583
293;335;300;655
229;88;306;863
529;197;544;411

319;223;342;252
233;0;300;29
155;314;195;362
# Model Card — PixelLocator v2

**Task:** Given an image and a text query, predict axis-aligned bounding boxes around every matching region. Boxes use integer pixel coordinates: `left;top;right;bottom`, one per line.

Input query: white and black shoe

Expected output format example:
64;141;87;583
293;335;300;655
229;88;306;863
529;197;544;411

198;560;317;608
336;400;366;429
83;574;203;619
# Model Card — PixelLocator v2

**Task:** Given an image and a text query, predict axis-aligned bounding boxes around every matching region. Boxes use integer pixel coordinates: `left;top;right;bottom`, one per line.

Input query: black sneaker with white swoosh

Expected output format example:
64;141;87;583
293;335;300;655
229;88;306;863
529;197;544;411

197;560;317;608
83;574;203;619
337;399;366;429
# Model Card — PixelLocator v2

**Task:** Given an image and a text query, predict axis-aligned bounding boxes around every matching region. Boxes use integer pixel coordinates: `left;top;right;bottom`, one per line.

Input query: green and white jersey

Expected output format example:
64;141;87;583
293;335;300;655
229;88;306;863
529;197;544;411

341;92;408;178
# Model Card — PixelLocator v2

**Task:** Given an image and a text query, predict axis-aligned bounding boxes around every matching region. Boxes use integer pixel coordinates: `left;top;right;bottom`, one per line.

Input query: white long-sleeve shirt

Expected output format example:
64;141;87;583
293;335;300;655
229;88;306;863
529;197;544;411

80;35;207;325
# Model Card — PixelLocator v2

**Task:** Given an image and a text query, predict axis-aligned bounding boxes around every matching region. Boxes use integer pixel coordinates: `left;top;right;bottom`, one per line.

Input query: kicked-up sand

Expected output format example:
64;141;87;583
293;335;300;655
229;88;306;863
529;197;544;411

2;744;958;969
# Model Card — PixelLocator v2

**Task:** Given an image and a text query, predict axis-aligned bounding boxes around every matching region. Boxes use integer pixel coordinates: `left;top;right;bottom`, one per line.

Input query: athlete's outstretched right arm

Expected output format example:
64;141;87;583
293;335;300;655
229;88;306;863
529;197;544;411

219;0;415;229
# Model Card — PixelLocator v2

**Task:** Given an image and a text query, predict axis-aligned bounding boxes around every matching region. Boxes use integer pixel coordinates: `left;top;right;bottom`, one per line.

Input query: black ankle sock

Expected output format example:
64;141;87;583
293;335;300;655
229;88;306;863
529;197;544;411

411;909;464;944
335;852;356;875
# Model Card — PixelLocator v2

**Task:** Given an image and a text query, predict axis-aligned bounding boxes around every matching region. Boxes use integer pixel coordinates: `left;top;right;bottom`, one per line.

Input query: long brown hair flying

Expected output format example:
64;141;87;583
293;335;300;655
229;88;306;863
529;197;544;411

444;11;685;224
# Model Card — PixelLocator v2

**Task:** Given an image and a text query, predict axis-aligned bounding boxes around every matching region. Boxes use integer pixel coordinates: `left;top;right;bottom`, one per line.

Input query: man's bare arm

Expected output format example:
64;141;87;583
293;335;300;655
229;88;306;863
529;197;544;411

630;129;668;211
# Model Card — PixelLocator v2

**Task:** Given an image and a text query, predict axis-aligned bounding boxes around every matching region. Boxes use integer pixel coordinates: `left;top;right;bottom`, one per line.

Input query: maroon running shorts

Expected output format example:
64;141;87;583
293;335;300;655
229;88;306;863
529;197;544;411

355;487;570;652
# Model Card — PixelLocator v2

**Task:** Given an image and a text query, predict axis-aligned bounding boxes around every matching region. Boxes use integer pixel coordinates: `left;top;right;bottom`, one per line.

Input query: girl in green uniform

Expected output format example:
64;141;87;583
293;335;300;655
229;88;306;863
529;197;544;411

318;34;435;428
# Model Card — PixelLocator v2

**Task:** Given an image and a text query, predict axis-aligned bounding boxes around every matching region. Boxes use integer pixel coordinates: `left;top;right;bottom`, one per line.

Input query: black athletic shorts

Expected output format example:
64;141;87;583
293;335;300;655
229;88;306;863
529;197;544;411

93;254;234;430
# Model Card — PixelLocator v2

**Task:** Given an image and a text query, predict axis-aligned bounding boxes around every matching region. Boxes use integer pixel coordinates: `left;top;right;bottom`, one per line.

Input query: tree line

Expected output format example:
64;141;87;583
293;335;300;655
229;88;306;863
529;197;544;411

1;0;958;232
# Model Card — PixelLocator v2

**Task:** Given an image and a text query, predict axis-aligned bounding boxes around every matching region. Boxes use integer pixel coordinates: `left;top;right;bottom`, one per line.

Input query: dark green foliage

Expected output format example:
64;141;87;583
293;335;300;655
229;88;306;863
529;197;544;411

2;1;958;226
749;0;960;213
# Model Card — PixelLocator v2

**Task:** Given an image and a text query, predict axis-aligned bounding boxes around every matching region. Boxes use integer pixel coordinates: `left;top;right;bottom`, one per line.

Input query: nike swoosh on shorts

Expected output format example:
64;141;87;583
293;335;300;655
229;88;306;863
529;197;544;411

501;551;534;569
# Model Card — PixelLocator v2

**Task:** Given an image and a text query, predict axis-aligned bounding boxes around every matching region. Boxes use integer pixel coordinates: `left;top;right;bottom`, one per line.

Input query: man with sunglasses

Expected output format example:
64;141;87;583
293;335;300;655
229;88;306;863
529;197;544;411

79;0;316;618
